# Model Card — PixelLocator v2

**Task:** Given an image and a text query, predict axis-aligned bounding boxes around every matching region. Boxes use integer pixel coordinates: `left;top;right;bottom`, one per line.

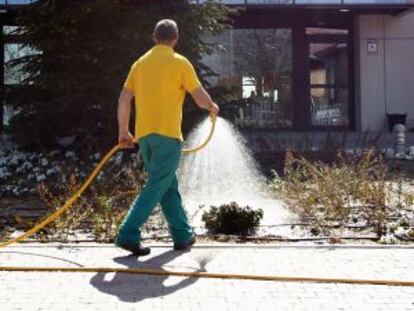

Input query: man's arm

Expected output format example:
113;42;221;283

190;86;219;115
117;87;135;148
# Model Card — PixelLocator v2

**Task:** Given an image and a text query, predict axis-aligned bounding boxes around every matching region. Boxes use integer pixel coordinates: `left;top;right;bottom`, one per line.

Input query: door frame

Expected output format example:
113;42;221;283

304;29;355;131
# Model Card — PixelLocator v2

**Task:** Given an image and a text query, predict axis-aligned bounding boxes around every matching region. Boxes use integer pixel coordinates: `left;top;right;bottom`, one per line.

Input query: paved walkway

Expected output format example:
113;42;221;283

1;242;414;311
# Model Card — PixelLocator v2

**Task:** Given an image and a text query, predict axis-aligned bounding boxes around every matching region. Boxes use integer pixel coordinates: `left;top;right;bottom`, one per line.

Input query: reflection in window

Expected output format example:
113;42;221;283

202;29;293;129
310;43;348;86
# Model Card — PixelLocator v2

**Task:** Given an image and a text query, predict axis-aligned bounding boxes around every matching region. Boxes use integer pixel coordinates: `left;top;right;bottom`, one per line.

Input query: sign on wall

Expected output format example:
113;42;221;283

367;39;378;55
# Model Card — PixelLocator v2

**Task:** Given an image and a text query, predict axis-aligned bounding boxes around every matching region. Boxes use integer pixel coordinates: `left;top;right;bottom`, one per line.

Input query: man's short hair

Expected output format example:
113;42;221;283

153;19;178;42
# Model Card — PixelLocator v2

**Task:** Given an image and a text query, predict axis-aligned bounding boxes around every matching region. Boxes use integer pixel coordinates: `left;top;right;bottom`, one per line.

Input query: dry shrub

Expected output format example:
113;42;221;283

277;149;407;239
35;152;147;242
36;174;95;241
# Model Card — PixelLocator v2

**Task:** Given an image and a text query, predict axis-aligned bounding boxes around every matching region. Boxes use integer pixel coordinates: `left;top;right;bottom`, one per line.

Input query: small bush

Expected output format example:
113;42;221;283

202;202;263;236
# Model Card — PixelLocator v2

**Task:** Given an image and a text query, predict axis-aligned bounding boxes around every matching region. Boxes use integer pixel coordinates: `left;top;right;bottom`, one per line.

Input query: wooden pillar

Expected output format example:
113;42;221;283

292;21;310;130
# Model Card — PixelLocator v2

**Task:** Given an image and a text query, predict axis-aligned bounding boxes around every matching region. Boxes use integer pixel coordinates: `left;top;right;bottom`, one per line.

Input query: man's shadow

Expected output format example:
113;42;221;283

90;250;210;303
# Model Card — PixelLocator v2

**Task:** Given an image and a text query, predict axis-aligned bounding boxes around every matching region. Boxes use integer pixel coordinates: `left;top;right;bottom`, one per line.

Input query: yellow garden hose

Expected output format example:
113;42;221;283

0;115;216;249
182;114;216;154
1;114;414;287
1;266;414;287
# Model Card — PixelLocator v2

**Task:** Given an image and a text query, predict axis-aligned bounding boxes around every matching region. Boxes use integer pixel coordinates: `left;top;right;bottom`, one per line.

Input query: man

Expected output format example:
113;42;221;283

115;19;219;256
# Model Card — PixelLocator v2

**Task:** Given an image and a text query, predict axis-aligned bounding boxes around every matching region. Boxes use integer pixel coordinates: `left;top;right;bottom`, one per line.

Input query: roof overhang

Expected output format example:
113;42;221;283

224;3;414;28
196;1;414;16
236;5;414;15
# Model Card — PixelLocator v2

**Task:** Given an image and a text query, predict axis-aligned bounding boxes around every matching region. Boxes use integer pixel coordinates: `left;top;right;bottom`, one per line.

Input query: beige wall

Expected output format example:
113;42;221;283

356;11;414;131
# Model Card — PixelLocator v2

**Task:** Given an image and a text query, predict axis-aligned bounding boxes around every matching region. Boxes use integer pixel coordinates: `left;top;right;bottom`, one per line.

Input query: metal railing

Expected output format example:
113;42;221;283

234;99;292;128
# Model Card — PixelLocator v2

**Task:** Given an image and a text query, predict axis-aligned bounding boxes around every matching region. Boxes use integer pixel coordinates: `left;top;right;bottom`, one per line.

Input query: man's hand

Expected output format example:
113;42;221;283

190;87;219;116
118;131;135;149
208;102;220;117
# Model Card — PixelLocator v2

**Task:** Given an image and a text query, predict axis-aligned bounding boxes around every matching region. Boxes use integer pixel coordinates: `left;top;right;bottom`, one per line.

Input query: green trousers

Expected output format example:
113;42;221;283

115;133;193;246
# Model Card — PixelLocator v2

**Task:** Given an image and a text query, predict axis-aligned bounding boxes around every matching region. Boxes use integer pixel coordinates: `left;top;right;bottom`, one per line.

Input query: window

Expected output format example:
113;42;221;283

202;28;293;129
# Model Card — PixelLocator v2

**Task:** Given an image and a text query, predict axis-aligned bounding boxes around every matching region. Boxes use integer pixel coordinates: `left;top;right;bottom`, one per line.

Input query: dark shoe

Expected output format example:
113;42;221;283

116;240;151;256
174;236;196;251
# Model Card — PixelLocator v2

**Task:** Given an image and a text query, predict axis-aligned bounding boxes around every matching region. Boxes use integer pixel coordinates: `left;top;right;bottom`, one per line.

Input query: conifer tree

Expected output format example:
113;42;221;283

6;0;230;153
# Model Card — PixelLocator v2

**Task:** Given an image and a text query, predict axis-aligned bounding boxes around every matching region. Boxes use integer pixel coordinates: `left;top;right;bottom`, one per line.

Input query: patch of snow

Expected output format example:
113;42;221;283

56;136;75;147
379;234;398;245
0;170;11;179
46;168;57;175
65;151;76;158
395;226;407;236
49;150;61;156
395;152;406;159
36;174;46;182
21;161;33;170
114;153;123;166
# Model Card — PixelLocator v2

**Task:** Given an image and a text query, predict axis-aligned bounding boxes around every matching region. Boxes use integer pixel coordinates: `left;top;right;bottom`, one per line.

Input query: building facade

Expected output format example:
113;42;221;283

1;0;414;150
199;0;414;135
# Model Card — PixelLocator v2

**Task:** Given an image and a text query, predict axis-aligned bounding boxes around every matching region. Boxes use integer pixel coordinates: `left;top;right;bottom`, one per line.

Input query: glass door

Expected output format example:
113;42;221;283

307;28;351;128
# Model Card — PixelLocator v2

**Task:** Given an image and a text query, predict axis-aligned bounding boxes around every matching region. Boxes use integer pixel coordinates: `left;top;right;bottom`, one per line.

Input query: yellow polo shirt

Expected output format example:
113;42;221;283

123;44;202;141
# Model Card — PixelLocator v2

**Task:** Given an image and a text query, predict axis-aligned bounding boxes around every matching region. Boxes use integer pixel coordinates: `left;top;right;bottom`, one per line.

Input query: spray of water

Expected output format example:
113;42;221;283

178;117;296;235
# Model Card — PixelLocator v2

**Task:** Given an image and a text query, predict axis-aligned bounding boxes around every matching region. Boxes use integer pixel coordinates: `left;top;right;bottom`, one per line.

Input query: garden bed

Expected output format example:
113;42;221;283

1;147;414;245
